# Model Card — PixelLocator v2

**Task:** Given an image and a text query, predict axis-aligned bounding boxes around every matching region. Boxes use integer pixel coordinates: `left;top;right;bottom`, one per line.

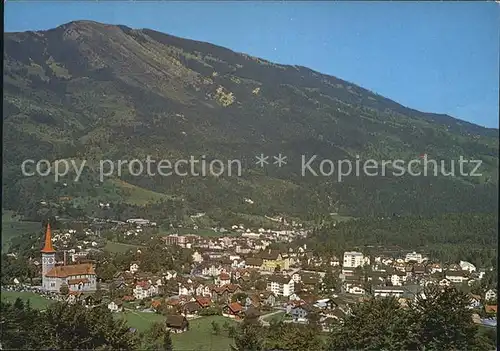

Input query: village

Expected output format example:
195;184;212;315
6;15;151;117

2;216;498;337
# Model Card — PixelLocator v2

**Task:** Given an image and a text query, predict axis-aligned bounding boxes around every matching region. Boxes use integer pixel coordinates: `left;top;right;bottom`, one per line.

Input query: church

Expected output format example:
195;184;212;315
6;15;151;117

41;223;97;293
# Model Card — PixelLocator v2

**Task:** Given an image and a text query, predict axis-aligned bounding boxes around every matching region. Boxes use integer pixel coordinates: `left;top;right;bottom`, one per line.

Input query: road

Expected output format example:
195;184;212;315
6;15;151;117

259;309;285;326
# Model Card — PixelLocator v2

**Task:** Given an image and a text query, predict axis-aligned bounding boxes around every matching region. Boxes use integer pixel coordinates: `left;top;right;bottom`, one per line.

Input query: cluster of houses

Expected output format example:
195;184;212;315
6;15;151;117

8;220;496;332
91;244;497;332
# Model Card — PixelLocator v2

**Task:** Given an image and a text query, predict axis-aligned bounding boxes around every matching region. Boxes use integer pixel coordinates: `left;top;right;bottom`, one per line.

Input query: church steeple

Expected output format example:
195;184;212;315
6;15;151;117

41;223;55;253
41;223;56;290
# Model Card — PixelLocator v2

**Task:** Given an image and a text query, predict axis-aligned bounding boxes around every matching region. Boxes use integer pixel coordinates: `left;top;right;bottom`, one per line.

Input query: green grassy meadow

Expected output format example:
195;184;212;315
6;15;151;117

1;291;54;310
2;211;40;253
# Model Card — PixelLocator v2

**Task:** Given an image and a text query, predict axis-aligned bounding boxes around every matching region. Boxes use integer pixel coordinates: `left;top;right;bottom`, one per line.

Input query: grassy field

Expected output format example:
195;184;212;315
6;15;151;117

2;211;40;253
116;310;167;332
172;315;237;351
263;311;286;323
116;313;237;350
1;291;54;310
104;241;142;253
108;179;174;206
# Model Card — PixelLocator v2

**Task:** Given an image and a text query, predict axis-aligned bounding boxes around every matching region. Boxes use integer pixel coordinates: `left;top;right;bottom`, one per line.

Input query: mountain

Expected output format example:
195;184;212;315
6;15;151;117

3;20;498;224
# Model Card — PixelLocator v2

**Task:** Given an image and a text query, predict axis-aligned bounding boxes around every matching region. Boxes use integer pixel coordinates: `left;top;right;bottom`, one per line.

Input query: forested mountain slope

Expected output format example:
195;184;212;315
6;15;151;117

3;20;498;221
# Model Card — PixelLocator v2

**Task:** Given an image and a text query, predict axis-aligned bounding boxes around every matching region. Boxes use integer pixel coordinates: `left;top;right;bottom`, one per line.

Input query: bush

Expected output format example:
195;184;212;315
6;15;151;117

199;306;222;316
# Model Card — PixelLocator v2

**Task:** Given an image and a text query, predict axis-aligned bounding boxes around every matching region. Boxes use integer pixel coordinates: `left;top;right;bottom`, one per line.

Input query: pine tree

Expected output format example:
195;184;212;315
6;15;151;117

230;319;264;351
162;330;173;351
411;285;480;350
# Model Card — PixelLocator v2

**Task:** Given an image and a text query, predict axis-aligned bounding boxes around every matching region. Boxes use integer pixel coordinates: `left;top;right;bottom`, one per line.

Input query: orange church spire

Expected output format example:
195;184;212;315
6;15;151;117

41;223;55;253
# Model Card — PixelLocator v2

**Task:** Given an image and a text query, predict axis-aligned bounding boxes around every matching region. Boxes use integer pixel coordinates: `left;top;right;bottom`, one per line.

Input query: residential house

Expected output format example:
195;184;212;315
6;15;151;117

178;281;194;296
343;251;366;269
439;278;451;287
216;273;231;287
413;264;426;276
267;275;295;297
485;305;497;315
445;270;469;284
245;257;263;270
195;296;212;309
200;263;228;277
390;271;407;286
427;263;443;274
192;251;204;263
164;270;177;281
211;284;241;304
459;261;476;273
468;294;482;309
346;285;366;295
182;301;202;315
405;252;423;264
165;315;189;333
261;249;290;271
298;272;321;291
330;256;340;267
374;286;405;298
290;305;310;321
129;262;140;274
485;289;497;302
107;299;123;313
151;299;162;311
313;298;336;310
224;302;243;317
133;281;158;300
258;291;276;306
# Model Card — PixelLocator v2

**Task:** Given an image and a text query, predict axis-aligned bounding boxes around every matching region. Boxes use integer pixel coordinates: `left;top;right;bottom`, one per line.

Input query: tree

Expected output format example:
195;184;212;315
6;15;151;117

162;330;173;351
1;300;139;350
326;286;490;351
322;268;338;292
264;321;323;351
211;321;220;335
306;309;321;332
140;321;174;350
231;292;248;304
410;285;481;350
231;319;264;351
254;279;267;291
59;283;69;296
326;297;415;351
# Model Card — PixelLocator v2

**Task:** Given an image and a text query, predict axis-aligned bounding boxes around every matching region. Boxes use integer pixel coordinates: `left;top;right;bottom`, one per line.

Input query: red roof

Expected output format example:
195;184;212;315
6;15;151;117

136;281;150;289
195;296;212;308
166;299;180;306
228;302;243;313
41;223;55;253
45;263;95;278
219;273;230;280
485;305;497;314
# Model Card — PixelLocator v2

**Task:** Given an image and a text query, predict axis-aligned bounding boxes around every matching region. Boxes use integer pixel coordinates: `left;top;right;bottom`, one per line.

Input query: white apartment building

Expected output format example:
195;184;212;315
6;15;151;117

459;261;476;273
445;271;469;284
133;282;158;300
405;252;423;263
267;275;295;297
374;286;405;298
343;251;366;268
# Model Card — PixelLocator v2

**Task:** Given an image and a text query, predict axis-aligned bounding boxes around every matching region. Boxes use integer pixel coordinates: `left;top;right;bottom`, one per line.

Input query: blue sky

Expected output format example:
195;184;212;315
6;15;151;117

5;1;499;128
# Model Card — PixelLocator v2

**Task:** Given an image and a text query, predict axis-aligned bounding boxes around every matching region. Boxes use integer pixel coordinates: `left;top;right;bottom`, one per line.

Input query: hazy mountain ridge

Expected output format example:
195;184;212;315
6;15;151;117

3;20;498;220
